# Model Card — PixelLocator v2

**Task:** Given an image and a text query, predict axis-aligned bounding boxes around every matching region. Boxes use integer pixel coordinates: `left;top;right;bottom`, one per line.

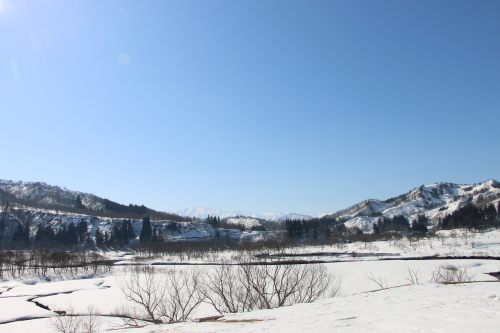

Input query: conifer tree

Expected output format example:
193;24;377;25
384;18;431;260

12;223;29;244
75;195;85;209
122;219;134;240
95;228;104;245
77;219;88;242
140;216;152;242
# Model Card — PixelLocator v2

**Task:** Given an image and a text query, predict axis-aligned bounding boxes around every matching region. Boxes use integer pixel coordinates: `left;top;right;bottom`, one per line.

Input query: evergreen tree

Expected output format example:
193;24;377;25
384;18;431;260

12;223;29;244
140;216;152;242
485;203;497;225
95;228;104;245
75;195;85;209
411;215;429;233
151;227;163;243
122;219;134;241
285;219;304;238
56;225;66;244
34;225;43;242
112;224;122;244
441;202;489;230
325;225;332;238
103;231;110;244
0;209;6;239
66;223;78;244
77;219;88;242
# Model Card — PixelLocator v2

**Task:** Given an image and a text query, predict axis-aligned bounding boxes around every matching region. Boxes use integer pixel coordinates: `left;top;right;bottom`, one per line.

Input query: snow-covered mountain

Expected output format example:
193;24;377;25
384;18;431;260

1;177;499;239
326;180;500;233
0;179;104;210
0;179;186;222
175;205;314;221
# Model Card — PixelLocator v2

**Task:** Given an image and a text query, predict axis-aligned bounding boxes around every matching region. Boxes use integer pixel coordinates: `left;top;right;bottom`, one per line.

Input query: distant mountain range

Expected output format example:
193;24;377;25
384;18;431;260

175;206;314;221
1;178;499;232
174;181;500;232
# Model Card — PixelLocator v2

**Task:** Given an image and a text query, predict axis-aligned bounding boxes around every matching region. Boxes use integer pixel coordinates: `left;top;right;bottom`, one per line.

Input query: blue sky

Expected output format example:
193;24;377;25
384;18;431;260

1;0;499;216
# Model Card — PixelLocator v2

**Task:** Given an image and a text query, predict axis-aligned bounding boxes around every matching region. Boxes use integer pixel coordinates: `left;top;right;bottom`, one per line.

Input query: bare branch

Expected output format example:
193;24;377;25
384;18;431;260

367;273;388;290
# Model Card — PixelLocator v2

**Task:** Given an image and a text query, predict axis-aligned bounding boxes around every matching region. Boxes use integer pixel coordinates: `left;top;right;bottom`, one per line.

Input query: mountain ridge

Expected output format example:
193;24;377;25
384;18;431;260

175;205;314;221
0;179;188;222
1;178;499;228
331;180;500;233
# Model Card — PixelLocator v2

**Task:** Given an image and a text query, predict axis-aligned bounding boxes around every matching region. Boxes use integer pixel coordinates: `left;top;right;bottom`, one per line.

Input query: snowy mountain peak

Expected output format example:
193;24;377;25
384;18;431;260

175;205;313;221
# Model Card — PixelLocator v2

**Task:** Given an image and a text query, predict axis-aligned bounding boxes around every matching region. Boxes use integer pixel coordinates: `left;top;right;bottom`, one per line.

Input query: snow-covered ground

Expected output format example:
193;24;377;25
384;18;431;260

1;230;499;333
108;282;500;333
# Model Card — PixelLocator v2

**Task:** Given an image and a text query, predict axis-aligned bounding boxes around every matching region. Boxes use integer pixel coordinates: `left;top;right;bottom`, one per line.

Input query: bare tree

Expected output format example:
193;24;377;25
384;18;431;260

201;262;338;314
367;272;388;290
430;264;475;283
404;267;422;284
117;265;204;325
460;230;475;246
200;263;254;313
292;263;340;302
52;311;81;333
117;266;166;324
81;305;103;333
159;268;204;323
51;305;103;333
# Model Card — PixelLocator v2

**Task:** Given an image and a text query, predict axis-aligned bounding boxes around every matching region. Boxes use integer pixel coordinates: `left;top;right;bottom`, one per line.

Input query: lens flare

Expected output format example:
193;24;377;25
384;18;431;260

118;53;131;65
11;58;19;79
0;1;6;15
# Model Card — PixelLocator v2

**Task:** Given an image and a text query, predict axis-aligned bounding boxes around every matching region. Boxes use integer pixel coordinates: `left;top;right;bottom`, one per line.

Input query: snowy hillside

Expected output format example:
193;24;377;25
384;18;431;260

0;179;187;222
0;209;270;245
331;180;500;233
0;180;104;210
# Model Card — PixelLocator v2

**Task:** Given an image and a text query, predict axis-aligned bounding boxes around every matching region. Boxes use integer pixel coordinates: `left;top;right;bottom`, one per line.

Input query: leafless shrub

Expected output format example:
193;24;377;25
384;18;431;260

52;312;81;333
404;267;422;284
81;305;103;333
427;236;435;249
430;264;475;283
437;233;446;245
114;304;150;327
0;250;110;280
460;230;475;246
117;266;166;324
117;265;204;325
200;263;254;313
51;305;102;333
367;273;388;289
159;268;204;323
290;263;341;302
201;262;338;314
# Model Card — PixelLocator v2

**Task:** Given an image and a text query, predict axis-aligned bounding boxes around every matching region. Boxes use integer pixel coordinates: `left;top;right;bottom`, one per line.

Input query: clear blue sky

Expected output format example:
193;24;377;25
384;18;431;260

1;0;499;216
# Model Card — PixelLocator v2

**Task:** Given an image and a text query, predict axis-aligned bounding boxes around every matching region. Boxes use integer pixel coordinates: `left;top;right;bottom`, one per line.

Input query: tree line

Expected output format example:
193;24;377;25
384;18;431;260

439;202;499;230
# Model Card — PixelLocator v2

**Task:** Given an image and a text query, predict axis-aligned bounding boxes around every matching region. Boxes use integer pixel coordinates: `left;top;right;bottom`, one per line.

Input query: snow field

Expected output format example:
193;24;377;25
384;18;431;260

0;230;500;332
104;282;500;333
